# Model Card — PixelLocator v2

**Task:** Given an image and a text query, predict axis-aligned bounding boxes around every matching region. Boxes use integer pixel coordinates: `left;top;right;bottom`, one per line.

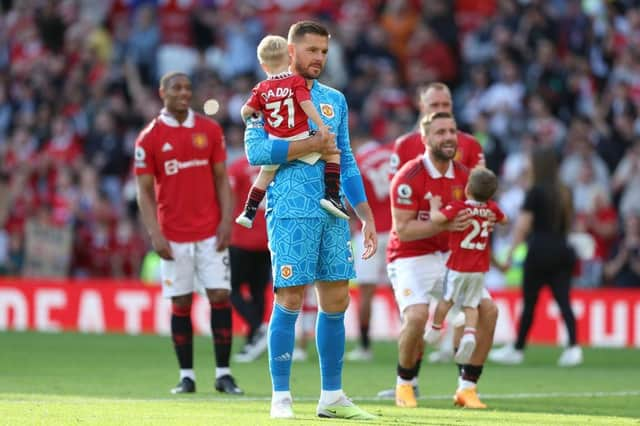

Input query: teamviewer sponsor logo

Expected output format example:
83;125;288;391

164;158;209;175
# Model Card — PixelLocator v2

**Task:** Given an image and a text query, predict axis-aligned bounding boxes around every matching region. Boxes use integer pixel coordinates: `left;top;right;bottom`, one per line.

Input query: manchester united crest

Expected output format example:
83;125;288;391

453;186;464;200
281;265;293;279
192;133;208;149
320;103;334;118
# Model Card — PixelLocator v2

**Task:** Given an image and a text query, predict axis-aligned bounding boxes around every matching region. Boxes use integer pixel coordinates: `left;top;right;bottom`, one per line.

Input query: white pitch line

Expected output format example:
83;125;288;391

5;390;640;404
211;390;640;402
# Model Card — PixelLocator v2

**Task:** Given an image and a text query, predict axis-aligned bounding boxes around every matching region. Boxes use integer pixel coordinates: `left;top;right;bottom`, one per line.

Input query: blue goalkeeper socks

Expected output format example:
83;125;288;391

268;303;299;392
316;310;345;391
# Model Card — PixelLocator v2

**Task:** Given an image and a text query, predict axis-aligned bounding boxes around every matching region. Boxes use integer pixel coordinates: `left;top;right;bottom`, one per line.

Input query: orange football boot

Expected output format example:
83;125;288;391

453;386;487;409
395;383;417;408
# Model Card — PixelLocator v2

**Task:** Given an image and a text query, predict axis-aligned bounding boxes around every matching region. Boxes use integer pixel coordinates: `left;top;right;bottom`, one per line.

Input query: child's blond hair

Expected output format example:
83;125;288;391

256;35;288;68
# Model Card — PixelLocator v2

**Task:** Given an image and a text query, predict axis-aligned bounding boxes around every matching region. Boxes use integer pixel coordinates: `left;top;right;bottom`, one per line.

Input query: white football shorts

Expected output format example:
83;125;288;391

386;252;448;314
442;269;485;308
160;235;231;298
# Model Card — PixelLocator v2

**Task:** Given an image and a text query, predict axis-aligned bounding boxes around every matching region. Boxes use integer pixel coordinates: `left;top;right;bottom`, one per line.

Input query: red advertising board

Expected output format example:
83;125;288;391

1;278;639;347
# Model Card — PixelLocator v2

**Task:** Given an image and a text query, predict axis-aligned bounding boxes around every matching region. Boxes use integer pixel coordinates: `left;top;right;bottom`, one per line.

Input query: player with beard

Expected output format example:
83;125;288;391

379;82;497;404
389;82;484;176
243;21;377;420
387;112;496;408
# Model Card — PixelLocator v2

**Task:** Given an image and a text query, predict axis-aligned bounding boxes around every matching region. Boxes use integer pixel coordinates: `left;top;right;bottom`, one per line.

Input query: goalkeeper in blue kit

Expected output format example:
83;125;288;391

244;21;378;420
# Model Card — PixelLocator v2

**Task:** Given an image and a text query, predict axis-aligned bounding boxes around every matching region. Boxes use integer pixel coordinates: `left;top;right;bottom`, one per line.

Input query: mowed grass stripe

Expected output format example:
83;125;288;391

1;331;639;421
0;394;638;426
3;389;640;403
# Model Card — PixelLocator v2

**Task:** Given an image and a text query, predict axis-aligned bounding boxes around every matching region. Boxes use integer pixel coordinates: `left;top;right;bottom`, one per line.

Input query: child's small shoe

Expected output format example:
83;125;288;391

320;197;349;220
424;327;442;345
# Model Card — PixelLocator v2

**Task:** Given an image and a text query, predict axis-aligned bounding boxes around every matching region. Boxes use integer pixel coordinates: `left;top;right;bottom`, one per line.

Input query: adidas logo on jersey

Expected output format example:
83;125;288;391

162;142;173;152
274;352;291;362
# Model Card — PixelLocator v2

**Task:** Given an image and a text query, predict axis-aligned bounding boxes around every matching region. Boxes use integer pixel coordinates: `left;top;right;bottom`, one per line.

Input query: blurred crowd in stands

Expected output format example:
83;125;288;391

0;0;639;287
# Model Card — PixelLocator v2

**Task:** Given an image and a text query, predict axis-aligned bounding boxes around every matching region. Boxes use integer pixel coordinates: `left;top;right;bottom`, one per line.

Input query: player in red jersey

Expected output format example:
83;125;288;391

135;72;243;396
227;155;271;363
389;82;484;178
346;136;393;361
378;81;490;400
386;112;497;409
235;35;347;228
425;168;507;364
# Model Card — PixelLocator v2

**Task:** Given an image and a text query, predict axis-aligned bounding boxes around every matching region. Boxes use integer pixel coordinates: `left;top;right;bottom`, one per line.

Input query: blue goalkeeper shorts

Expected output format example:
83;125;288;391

267;216;355;288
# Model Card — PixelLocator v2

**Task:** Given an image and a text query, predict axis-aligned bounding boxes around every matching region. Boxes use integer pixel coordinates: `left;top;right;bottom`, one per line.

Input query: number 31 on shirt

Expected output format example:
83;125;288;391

265;99;295;129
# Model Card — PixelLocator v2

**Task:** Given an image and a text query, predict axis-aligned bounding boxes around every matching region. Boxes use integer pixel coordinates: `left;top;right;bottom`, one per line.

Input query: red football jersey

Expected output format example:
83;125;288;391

245;73;311;138
387;155;469;263
355;141;393;233
441;199;505;273
228;156;268;251
158;0;196;46
389;130;483;179
134;109;227;242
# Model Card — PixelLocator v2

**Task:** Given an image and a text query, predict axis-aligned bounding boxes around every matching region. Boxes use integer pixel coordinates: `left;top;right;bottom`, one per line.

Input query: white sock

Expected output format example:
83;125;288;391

180;369;195;381
396;376;413;386
215;367;231;379
459;379;475;390
411;377;418;386
272;390;292;402
319;389;343;405
463;327;477;339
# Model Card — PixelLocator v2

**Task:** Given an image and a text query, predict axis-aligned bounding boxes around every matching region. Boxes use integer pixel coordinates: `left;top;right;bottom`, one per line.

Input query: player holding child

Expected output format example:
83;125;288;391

236;35;347;228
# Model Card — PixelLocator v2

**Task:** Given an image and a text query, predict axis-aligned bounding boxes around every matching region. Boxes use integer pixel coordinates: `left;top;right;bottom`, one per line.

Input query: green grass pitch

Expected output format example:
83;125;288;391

1;331;639;425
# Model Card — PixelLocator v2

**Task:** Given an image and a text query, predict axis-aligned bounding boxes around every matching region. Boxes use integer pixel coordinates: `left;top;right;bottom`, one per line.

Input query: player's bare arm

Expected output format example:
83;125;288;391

429;196;448;225
213;161;233;252
136;174;173;260
445;209;473;232
352;202;378;259
392;207;447;242
429;210;448;225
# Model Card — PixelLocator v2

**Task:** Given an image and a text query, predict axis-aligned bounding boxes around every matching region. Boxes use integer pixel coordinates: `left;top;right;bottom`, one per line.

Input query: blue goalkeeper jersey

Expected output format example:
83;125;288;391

244;80;366;219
